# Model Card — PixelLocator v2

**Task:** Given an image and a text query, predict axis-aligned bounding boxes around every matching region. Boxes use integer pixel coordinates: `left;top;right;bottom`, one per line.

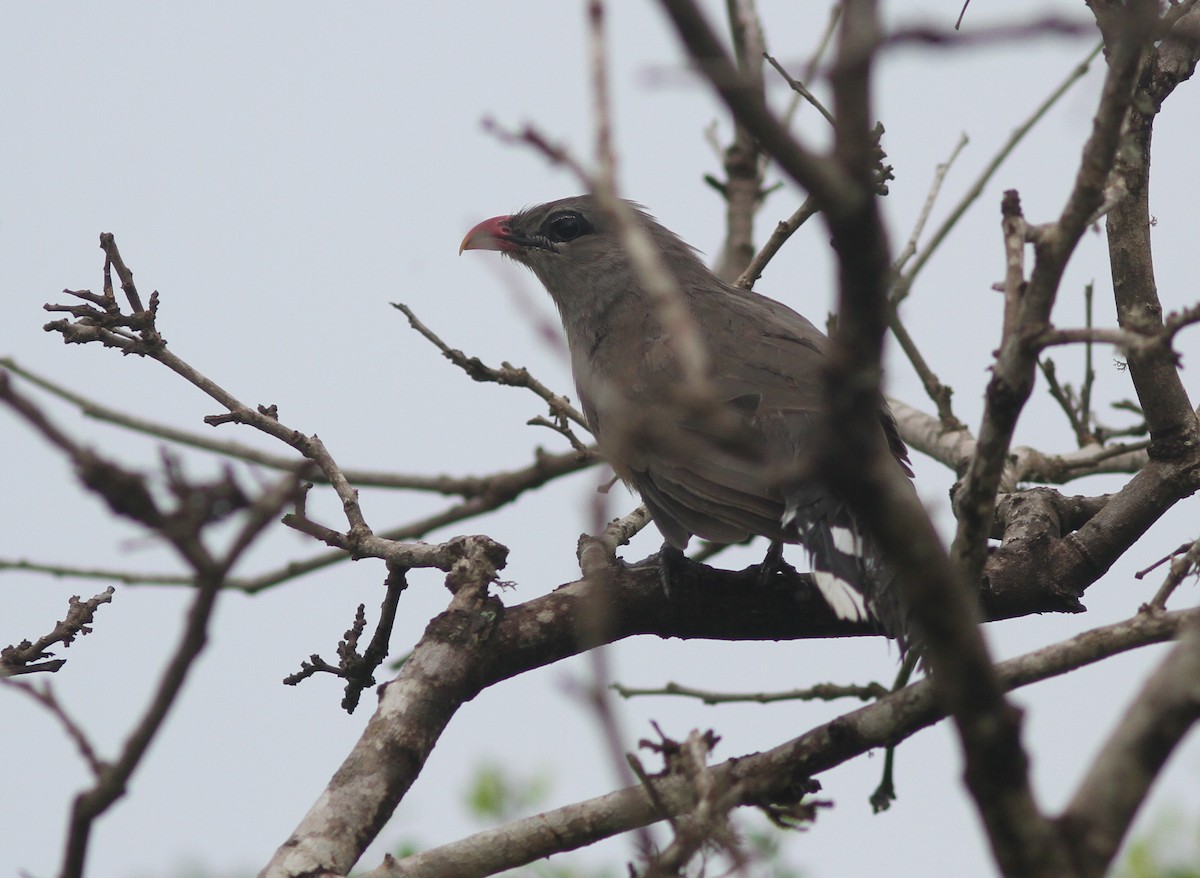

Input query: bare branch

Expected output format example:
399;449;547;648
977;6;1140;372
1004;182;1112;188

999;190;1029;348
659;0;859;219
391;302;589;430
284;563;408;714
0;445;595;593
886;17;1095;51
0;385;303;878
578;505;654;576
1;588;114;677
59;565;223;878
951;13;1155;594
1057;619;1200;878
367;607;1198;878
261;537;507;878
887;313;964;431
733;196;818;289
3;679;100;782
1144;538;1200;610
891;131;969;276
890;43;1103;306
887;396;1151;486
764;52;834;125
711;0;768;283
612;679;888;705
2;357;592;493
1105;5;1200;446
884;131;972;430
0;558;195;586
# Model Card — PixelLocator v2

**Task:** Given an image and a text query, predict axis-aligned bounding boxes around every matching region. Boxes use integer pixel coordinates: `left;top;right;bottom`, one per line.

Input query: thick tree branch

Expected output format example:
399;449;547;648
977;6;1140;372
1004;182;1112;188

817;4;1069;874
1057;619;1200;878
261;531;1200;878
888;397;1150;485
365;608;1197;878
1105;5;1200;452
264;528;1149;877
260;537;509;878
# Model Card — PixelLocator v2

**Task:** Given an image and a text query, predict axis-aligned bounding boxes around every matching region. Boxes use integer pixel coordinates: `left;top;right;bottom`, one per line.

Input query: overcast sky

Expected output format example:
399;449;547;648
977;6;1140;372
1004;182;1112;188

3;2;1199;877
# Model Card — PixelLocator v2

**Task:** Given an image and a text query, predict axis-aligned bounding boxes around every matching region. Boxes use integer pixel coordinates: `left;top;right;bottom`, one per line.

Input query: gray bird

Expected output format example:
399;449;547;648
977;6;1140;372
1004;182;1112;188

461;195;913;642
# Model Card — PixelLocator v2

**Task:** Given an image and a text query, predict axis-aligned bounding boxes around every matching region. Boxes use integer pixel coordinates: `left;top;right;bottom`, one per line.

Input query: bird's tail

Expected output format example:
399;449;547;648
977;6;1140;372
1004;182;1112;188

786;501;908;651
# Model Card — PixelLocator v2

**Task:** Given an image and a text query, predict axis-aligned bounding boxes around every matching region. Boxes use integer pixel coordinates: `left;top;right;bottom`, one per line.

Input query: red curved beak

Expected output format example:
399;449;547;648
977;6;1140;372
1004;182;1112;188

459;215;516;254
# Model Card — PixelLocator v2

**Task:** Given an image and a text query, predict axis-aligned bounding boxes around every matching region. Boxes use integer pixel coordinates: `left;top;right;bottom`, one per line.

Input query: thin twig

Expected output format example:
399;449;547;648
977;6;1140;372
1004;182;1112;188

392;302;589;430
777;2;841;133
2;357;591;493
734;197;818;289
612;679;887;704
887;17;1095;51
1145;538;1200;610
887;310;963;430
1081;282;1096;442
1;587;115;677
892;131;969;276
1;445;596;593
1039;357;1092;447
763;52;834;125
0;559;196;586
890;43;1103;307
1;679;107;775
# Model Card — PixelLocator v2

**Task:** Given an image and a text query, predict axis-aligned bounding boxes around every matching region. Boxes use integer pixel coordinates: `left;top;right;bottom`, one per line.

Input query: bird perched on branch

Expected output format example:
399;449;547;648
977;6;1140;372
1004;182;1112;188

461;195;913;644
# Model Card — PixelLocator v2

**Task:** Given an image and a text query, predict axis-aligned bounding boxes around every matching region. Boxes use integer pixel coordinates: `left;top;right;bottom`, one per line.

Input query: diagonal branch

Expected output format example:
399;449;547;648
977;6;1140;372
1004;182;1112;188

0;588;114;677
0;357;595;493
391;303;589;431
365;608;1198;878
734;196;818;290
1056;619;1200;878
889;43;1103;307
821;4;1070;876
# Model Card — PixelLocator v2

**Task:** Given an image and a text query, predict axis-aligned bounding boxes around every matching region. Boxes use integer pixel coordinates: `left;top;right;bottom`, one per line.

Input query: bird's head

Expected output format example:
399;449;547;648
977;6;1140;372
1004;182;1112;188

460;195;706;317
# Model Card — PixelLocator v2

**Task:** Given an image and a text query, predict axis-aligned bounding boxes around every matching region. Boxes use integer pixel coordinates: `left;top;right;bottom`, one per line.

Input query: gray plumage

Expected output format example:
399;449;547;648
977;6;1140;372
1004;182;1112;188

461;195;913;641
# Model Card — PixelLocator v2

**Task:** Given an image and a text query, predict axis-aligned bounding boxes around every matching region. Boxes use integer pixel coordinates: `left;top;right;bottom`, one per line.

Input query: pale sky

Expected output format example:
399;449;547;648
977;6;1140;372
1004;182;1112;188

3;3;1199;877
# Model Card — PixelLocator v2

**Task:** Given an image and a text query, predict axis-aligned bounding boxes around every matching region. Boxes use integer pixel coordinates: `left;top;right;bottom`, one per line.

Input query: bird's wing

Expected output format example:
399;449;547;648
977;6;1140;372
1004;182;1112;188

582;282;907;553
595;286;834;547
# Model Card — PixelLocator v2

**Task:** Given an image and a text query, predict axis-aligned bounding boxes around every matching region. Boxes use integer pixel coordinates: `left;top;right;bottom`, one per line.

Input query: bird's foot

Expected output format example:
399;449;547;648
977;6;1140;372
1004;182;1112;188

756;540;797;586
657;543;689;599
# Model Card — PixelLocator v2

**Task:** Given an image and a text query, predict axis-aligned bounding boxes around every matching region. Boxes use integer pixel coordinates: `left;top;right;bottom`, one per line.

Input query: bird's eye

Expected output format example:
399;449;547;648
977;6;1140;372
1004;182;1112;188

543;211;593;243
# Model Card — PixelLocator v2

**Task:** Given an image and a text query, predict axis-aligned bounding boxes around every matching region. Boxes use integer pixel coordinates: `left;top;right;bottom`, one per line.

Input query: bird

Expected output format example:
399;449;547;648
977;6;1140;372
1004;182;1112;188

460;195;914;644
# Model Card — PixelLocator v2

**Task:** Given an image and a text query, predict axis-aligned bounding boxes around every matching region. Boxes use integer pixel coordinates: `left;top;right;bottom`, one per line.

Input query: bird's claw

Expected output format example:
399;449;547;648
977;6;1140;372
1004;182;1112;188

756;540;796;586
657;543;689;599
